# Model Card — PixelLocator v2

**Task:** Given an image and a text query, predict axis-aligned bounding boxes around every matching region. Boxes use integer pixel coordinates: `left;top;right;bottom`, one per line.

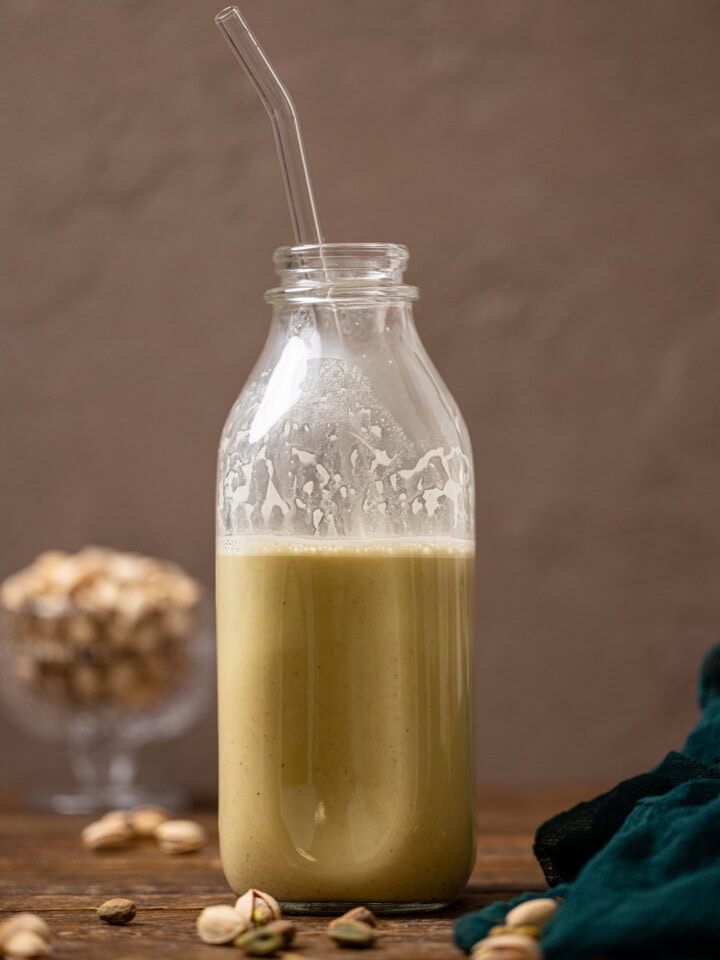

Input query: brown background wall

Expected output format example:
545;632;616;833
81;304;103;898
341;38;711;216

1;0;720;799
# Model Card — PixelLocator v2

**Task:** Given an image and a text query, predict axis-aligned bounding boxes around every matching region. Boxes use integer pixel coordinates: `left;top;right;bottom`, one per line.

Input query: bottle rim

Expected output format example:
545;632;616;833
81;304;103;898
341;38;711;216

266;242;419;304
273;241;409;264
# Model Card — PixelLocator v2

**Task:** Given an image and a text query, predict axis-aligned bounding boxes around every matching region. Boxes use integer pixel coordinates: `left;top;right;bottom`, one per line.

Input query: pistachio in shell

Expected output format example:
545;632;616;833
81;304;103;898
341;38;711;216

128;805;170;838
196;905;249;945
3;931;53;959
81;813;133;851
505;898;559;931
0;915;51;950
234;889;281;927
330;906;377;929
155;818;206;854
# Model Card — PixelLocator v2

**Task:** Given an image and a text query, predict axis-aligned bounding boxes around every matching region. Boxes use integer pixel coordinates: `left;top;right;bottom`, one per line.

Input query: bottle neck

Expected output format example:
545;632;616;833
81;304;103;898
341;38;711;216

265;243;419;306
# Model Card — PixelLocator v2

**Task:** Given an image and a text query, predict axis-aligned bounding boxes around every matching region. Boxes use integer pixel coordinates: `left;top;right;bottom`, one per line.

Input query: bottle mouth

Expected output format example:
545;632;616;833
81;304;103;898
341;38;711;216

266;242;419;304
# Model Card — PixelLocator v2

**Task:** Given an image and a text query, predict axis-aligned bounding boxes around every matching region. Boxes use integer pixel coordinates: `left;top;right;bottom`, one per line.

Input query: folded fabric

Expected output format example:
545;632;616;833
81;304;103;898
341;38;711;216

454;643;720;958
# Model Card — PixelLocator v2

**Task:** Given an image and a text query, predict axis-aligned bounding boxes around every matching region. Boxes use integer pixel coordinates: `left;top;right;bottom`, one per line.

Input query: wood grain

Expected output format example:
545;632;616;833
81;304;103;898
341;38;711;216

0;789;590;959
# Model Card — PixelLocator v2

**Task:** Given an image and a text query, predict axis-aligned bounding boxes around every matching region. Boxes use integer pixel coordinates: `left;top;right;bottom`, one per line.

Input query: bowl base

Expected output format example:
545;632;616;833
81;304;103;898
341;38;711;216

280;900;452;916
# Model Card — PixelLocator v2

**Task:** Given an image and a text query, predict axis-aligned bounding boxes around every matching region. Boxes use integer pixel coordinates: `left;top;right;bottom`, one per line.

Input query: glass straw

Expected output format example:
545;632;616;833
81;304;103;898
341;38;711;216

215;6;324;246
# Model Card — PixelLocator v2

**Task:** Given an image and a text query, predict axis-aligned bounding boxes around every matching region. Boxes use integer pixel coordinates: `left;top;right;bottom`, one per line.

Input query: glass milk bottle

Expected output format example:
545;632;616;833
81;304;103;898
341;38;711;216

216;243;475;912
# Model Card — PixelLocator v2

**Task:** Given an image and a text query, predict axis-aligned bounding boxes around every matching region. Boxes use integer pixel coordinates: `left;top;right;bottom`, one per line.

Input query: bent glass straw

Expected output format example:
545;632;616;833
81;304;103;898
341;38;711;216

215;6;324;246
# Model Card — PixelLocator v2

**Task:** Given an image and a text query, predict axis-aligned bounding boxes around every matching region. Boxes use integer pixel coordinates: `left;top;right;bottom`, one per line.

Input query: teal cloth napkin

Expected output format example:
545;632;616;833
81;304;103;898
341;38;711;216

454;645;720;958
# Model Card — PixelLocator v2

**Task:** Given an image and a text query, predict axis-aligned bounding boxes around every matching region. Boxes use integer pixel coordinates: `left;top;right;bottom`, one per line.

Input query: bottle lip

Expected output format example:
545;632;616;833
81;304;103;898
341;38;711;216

273;241;410;267
267;242;419;304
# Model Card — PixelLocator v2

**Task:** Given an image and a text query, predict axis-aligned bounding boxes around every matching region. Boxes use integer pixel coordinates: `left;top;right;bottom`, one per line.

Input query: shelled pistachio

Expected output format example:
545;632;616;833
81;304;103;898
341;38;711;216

328;919;376;949
96;898;137;925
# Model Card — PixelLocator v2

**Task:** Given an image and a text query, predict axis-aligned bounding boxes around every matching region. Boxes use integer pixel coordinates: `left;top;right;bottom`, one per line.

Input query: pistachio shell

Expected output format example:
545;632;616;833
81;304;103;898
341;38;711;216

129;805;170;837
488;925;541;939
0;915;51;950
155;819;206;854
99;810;131;826
331;906;377;928
234;889;282;926
505;898;559;931
0;573;31;611
3;931;53;959
81;814;134;851
471;932;542;960
196;905;248;944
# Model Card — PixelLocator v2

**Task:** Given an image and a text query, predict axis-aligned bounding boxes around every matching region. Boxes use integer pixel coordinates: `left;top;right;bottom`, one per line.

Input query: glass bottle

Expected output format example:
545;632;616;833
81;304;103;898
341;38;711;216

216;243;475;913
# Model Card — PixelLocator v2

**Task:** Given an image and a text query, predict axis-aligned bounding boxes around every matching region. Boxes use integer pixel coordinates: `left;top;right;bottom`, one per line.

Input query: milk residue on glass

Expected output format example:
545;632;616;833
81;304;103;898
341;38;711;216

217;315;473;542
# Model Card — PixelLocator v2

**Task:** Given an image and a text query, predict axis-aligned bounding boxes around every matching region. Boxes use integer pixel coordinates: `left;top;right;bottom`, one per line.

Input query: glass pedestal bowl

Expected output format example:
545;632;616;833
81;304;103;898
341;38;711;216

0;601;213;814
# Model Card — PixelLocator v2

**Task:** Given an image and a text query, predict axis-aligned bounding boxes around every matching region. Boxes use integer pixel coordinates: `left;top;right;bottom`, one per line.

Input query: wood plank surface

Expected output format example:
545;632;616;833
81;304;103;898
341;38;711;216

0;788;593;960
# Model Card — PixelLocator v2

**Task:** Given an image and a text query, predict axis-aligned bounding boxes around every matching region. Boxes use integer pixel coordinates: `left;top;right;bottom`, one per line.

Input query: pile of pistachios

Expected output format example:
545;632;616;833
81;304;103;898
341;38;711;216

197;892;378;955
1;888;379;957
470;898;560;959
81;806;207;855
0;547;201;710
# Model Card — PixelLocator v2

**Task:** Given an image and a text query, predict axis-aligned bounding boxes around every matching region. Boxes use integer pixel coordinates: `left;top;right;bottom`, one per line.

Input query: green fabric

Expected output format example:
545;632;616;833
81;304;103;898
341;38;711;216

533;751;720;887
454;643;720;958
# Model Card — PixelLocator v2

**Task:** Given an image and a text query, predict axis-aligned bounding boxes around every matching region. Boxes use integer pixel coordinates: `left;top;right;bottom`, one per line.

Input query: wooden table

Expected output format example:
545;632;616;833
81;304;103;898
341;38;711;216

0;789;591;960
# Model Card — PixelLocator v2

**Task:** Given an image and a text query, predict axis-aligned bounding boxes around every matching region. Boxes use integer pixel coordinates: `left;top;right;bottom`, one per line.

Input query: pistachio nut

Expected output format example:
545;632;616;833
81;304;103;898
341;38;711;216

505;898;559;931
234;927;285;957
327;919;376;949
262;919;295;947
0;915;51;950
331;906;376;928
96;898;137;925
3;931;53;959
196;905;248;945
155;819;206;854
471;933;543;960
234;889;282;927
81;814;134;851
128;805;170;838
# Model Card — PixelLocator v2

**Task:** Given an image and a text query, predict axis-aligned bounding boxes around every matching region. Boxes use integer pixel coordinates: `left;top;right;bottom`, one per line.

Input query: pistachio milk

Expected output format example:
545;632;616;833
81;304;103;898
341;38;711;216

216;537;475;907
